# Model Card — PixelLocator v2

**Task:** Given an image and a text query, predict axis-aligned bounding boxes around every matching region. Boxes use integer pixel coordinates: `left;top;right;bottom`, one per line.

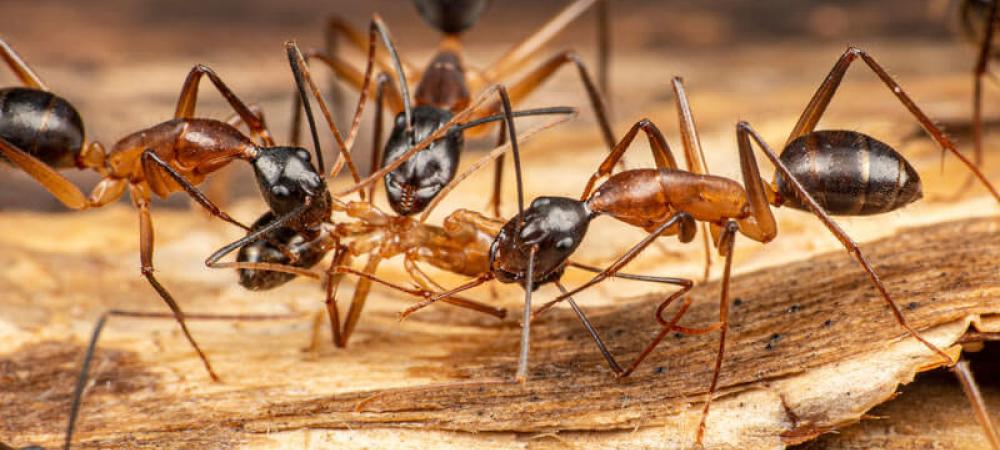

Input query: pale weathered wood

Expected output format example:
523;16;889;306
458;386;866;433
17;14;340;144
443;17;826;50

0;209;997;448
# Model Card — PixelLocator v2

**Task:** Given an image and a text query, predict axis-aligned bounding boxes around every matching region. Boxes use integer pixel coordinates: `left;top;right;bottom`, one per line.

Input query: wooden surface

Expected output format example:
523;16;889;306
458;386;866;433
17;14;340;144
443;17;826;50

2;1;1000;448
0;210;997;449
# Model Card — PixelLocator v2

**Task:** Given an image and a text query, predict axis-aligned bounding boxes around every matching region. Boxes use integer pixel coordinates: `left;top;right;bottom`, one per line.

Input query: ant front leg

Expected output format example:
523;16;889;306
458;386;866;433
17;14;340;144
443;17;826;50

553;280;623;374
737;121;954;365
130;184;219;381
140;150;249;231
790;47;1000;202
0;38;47;90
173;65;275;146
403;256;507;319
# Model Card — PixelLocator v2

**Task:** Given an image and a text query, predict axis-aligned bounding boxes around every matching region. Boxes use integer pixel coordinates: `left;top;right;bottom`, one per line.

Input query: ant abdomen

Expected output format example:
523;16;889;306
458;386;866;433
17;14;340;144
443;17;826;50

412;0;492;34
776;130;922;216
237;212;327;291
0;87;84;168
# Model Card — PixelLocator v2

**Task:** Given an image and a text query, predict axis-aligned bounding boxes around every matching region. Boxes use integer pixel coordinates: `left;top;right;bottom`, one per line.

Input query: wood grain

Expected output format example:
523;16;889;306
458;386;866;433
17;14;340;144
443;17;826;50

0;211;997;448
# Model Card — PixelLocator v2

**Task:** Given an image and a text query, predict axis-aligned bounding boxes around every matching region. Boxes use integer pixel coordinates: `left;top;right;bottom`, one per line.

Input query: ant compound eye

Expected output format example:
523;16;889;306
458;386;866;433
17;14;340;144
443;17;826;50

295;149;311;162
555;237;574;251
271;185;291;197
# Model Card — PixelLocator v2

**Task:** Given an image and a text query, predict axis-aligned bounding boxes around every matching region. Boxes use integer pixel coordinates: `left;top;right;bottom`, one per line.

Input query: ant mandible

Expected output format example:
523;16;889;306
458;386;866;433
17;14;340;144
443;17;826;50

0;37;350;382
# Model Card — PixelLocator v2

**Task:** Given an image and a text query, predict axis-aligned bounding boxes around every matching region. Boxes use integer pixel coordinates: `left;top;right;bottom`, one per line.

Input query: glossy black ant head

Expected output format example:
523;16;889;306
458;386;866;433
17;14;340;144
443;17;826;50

237;212;328;291
382;105;462;216
413;0;492;34
252;146;327;217
489;197;592;289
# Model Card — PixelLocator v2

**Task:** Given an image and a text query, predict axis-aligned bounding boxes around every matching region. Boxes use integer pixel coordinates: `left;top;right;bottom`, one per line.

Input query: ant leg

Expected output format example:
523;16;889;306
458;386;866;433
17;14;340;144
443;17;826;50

320;244;351;348
671;77;715;282
173;65;275;146
535;212;694;316
952;359;1000;448
973;0;1000;170
731;124;778;243
338;254;383;347
554;280;623;374
696;221;738;446
63;310;298;450
396;272;496;319
484;0;609;95
738;121;954;364
140;150;249;231
0;38;47;90
579;118;679;200
504;50;614;151
333;264;505;320
515;246;539;383
404;256;507;318
953;0;1000;197
789;47;1000;203
131;185;218;381
324;15;417;80
0;137;89;209
223;104;267;142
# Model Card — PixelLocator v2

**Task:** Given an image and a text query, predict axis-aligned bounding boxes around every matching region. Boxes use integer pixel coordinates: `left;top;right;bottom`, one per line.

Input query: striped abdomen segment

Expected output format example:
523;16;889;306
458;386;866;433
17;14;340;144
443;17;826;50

775;130;922;216
0;87;84;168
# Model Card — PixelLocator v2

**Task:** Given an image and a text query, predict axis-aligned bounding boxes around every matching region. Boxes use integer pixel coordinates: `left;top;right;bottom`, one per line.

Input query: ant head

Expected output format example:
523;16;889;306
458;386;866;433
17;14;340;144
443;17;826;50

252;146;326;216
489;197;591;289
382;105;462;216
412;0;492;34
236;212;327;291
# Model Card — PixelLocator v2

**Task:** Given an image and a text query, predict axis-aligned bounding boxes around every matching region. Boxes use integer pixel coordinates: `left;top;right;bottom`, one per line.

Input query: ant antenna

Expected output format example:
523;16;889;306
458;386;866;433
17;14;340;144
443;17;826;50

371;16;414;142
495;86;525;232
287;42;326;174
452;106;576;133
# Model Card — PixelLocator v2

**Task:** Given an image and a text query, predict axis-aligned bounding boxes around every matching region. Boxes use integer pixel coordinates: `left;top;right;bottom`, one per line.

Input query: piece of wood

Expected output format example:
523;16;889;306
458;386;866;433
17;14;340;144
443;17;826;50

0;210;997;448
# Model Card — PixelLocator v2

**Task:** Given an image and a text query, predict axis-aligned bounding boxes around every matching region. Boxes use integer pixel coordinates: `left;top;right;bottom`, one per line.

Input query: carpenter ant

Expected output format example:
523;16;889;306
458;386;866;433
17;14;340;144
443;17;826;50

532;49;998;445
0;36;348;382
300;0;612;217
